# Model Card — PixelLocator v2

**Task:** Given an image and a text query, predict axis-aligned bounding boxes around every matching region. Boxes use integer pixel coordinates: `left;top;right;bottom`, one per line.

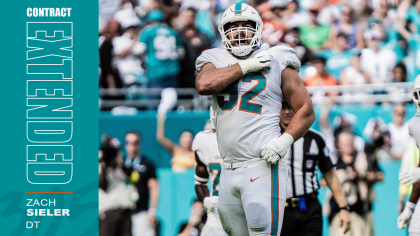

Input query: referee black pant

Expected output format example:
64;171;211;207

280;197;323;236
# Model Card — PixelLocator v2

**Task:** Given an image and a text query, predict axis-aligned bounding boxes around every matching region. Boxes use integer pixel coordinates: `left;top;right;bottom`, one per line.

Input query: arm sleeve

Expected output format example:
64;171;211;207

148;161;157;179
317;133;336;173
269;45;301;73
139;29;149;45
192;132;205;161
195;50;214;73
192;132;202;152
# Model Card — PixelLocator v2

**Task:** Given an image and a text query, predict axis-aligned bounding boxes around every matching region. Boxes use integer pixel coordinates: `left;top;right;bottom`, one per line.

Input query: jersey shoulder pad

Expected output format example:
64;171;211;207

408;116;420;135
195;48;226;73
192;130;212;151
269;45;301;73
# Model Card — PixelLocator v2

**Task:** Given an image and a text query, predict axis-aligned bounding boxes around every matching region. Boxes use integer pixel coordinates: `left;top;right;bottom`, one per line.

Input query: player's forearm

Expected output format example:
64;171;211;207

324;169;348;208
195;185;210;202
196;64;243;95
408;181;420;204
284;103;315;141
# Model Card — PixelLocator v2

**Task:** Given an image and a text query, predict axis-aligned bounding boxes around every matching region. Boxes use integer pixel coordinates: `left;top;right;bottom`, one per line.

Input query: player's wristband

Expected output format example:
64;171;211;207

194;181;208;186
280;133;294;147
406;201;416;211
238;58;258;75
194;175;208;185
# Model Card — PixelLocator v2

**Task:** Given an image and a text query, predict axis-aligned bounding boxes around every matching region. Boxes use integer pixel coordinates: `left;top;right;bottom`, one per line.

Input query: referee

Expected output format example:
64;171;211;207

280;101;351;236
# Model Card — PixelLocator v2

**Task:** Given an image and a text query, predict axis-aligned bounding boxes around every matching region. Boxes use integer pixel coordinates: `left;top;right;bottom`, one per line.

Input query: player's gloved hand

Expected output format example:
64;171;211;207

260;133;294;165
399;167;420;186
397;201;415;229
203;196;218;212
238;50;273;75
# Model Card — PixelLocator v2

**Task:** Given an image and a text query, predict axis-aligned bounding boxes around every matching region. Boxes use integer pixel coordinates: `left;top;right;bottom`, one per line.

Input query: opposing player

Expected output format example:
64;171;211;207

193;107;229;236
398;76;420;235
195;3;315;235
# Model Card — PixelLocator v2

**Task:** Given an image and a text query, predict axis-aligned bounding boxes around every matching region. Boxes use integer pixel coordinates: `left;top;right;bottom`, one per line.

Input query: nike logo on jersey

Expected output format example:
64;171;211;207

250;177;260;182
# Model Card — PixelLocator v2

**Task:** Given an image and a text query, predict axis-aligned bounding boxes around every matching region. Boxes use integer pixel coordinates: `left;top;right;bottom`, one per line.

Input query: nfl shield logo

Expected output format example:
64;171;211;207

306;160;313;169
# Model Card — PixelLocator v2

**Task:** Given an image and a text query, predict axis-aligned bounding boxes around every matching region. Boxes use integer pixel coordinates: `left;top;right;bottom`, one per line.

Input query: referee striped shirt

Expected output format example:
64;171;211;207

283;128;336;199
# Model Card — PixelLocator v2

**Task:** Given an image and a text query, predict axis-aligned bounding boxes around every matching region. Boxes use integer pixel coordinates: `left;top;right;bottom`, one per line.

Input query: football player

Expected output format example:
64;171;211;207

193;107;229;236
398;76;420;235
195;3;315;235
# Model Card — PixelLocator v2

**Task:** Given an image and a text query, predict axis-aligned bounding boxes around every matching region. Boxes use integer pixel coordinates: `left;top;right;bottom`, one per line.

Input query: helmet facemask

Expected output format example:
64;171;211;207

414;88;420;111
221;20;262;57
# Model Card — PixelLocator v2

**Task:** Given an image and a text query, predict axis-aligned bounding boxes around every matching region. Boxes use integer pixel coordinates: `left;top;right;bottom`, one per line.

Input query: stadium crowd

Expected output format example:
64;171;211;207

99;0;420;104
98;0;420;235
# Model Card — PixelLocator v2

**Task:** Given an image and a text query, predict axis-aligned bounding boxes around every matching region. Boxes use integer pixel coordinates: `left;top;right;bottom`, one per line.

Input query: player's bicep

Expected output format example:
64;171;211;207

281;67;313;112
197;61;215;74
195;63;216;89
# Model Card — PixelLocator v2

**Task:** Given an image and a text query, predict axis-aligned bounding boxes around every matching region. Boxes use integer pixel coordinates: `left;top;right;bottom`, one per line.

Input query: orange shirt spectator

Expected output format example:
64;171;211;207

304;74;338;87
304;57;339;96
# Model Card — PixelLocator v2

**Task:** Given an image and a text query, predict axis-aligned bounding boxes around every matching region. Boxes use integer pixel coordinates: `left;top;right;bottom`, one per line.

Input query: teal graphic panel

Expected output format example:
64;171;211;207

0;1;98;235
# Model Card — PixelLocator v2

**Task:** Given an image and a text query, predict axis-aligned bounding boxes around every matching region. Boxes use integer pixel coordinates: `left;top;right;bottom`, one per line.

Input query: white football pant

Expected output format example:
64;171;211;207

218;159;289;236
409;202;420;236
201;212;229;236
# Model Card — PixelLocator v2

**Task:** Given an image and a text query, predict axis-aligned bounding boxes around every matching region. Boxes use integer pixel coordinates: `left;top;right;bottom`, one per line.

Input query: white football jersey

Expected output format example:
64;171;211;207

192;130;223;197
409;112;420;149
196;45;301;163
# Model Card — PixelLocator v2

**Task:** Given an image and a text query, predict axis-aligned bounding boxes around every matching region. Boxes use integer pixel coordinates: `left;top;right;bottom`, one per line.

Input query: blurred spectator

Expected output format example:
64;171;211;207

316;0;341;26
398;17;420;82
124;131;159;236
136;10;184;89
361;28;397;84
100;18;125;101
340;53;370;88
360;132;385;236
177;199;205;236
156;114;195;172
329;130;370;236
387;104;413;159
282;1;310;30
304;57;338;95
283;28;315;65
319;99;365;154
371;0;398;30
155;0;181;26
330;4;364;49
317;33;357;80
299;6;331;50
392;63;408;83
113;9;145;87
178;8;211;89
388;63;408;94
356;0;374;19
99;0;122;32
363;117;393;161
406;0;420;33
99;135;135;236
257;2;285;46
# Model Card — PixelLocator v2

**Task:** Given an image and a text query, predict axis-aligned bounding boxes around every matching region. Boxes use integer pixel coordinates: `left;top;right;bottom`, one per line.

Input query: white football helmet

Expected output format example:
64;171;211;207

413;75;420;111
218;3;263;57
